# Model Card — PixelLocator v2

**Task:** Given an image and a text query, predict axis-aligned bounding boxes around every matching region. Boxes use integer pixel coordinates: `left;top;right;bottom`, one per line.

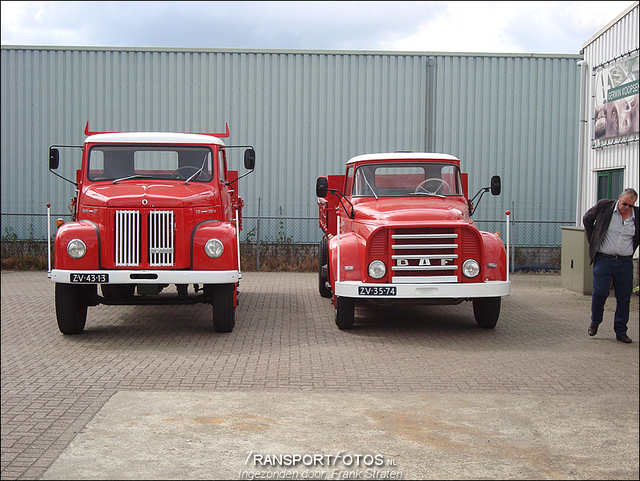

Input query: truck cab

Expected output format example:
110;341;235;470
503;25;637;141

316;153;510;330
48;123;255;334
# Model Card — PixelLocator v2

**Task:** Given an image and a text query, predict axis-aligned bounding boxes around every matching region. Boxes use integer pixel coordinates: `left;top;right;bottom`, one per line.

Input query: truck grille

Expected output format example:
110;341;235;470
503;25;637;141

391;227;458;283
149;210;174;266
115;210;141;266
114;210;174;267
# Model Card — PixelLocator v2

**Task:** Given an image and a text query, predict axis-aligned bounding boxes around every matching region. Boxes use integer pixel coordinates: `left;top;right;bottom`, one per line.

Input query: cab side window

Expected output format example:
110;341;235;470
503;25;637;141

345;166;354;196
218;150;227;183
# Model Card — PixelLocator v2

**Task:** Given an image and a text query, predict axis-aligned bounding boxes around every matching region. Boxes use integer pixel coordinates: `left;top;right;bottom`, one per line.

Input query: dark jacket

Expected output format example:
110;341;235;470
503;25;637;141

583;198;640;264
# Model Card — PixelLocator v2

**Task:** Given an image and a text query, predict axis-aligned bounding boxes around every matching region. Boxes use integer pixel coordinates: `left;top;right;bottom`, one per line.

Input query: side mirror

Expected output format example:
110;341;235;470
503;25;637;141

316;177;328;198
49;148;60;170
244;148;255;170
490;175;501;195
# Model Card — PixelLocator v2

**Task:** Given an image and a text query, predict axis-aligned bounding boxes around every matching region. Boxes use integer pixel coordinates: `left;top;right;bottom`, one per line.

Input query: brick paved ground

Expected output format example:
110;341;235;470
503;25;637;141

1;271;638;479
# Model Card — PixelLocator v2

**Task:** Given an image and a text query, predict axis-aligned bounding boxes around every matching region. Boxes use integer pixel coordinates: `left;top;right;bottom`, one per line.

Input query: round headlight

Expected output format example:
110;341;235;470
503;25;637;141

204;239;224;258
67;239;87;259
462;259;480;278
368;260;386;279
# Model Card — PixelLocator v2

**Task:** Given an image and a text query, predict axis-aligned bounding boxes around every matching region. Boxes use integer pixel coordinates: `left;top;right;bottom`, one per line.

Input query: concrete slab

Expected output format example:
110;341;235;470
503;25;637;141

42;390;638;480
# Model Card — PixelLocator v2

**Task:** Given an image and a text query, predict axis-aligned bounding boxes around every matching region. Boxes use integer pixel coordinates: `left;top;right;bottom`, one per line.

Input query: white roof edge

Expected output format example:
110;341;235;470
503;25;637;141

346;153;460;164
582;1;639;50
85;132;226;145
1;45;582;59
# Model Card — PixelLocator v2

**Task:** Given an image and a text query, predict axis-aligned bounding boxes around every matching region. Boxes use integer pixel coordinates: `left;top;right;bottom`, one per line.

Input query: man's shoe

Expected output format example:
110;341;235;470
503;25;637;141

588;324;598;336
616;334;633;344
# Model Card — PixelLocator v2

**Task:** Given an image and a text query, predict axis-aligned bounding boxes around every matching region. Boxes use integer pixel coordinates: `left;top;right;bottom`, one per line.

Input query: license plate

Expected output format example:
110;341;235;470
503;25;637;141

70;273;109;283
358;286;397;296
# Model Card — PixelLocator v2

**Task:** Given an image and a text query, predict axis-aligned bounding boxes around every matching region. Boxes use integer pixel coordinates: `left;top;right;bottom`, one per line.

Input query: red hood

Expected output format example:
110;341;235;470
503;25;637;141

81;182;217;208
353;197;470;224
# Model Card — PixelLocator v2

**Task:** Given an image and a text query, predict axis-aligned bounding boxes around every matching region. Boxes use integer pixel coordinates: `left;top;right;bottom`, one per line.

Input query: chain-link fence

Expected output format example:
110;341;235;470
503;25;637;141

0;214;575;244
2;213;574;271
1;213;574;246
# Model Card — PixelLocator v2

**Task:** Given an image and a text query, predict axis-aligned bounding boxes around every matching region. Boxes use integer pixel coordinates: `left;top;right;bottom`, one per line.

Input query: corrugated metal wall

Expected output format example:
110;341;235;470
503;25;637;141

579;2;639;217
431;54;580;225
1;46;581;243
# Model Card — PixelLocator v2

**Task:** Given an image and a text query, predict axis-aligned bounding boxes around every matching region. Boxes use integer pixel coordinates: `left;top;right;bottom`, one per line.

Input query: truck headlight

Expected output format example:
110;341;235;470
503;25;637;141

204;239;224;258
462;259;480;278
67;239;87;259
368;260;386;279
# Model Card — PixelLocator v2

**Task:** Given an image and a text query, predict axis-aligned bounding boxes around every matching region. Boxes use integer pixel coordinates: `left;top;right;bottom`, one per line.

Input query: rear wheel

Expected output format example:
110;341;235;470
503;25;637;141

212;284;236;333
55;283;88;335
473;297;501;329
335;296;355;330
318;237;332;298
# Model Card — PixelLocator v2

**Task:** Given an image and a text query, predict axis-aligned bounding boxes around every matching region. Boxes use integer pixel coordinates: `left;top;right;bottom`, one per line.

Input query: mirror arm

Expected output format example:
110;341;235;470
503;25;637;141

48;144;83;187
49;168;78;187
329;189;355;219
225;167;255;187
469;187;490;216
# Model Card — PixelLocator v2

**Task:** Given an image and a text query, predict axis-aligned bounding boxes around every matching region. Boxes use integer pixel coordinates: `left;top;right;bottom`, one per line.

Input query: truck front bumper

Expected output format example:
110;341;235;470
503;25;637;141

48;269;240;285
335;280;511;299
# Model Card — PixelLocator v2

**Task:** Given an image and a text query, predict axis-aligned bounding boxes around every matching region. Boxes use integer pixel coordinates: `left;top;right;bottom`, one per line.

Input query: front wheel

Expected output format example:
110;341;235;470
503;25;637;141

212;283;236;333
473;297;501;329
55;283;88;335
335;296;355;330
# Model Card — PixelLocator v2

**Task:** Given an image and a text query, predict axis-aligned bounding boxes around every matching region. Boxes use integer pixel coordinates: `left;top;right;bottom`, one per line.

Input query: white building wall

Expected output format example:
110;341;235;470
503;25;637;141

578;1;639;220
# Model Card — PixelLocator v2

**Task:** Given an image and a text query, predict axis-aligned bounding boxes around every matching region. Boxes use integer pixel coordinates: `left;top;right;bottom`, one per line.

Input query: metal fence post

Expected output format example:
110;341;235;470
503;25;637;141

256;197;261;271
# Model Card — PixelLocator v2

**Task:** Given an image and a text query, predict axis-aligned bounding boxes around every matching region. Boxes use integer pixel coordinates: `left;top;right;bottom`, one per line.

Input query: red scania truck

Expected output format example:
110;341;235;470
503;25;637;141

316;152;510;330
47;123;255;334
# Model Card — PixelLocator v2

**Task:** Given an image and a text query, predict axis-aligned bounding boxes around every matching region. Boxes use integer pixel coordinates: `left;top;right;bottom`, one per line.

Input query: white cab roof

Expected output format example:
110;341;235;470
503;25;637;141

85;132;226;146
346;153;460;164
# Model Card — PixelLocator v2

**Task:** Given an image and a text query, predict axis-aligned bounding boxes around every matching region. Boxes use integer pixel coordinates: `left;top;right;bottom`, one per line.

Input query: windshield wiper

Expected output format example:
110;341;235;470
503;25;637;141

183;156;209;184
111;174;148;184
409;191;446;198
362;173;378;199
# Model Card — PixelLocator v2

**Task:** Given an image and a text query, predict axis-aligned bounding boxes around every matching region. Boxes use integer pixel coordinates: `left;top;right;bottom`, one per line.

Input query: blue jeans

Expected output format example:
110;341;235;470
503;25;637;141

591;255;634;336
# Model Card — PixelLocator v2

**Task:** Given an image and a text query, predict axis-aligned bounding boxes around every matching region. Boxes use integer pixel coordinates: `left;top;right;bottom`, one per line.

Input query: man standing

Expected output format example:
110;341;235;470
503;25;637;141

583;188;639;343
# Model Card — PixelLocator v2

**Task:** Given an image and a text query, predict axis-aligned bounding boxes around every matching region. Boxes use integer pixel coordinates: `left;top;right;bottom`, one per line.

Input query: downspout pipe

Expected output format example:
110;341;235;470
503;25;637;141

576;59;588;226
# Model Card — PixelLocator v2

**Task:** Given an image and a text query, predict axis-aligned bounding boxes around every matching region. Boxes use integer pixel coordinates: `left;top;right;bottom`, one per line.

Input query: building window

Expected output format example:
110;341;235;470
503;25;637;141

597;169;624;200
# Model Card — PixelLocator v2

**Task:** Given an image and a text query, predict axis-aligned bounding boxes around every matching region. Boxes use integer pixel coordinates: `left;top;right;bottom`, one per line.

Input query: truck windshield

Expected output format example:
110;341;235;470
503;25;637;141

352;162;463;197
87;146;213;182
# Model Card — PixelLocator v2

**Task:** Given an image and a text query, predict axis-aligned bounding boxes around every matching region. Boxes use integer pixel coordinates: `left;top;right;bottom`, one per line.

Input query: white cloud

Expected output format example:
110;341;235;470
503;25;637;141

1;1;636;53
384;1;636;53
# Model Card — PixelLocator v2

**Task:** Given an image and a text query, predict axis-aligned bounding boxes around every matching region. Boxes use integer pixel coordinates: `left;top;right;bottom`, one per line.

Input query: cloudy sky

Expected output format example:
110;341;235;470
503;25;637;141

1;1;636;54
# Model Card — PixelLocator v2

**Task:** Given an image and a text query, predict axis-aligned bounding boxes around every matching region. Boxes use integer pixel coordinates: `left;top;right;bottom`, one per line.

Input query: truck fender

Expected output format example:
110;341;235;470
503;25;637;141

191;221;239;271
328;232;362;286
54;220;101;270
480;231;507;281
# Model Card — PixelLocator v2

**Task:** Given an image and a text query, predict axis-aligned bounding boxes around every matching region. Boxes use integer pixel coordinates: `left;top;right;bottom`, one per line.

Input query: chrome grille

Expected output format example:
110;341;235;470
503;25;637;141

115;210;140;266
149;210;174;266
391;228;458;283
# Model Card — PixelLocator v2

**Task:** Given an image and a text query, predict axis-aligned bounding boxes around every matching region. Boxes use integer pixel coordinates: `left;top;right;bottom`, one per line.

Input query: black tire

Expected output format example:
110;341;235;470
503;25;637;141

55;283;88;335
473;297;501;329
318;237;332;298
335;296;355;330
212;283;236;333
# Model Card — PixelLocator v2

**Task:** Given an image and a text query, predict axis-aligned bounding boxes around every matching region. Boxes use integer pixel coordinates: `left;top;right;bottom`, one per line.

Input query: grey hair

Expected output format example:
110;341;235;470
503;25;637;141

621;188;638;200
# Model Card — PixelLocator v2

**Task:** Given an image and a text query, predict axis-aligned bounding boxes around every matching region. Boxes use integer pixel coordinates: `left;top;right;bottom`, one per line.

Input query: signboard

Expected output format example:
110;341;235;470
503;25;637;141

593;53;639;140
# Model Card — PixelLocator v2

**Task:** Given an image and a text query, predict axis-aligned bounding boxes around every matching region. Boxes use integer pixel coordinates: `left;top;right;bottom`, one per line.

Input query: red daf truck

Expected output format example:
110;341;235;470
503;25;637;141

47;123;255;334
316;152;510;330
